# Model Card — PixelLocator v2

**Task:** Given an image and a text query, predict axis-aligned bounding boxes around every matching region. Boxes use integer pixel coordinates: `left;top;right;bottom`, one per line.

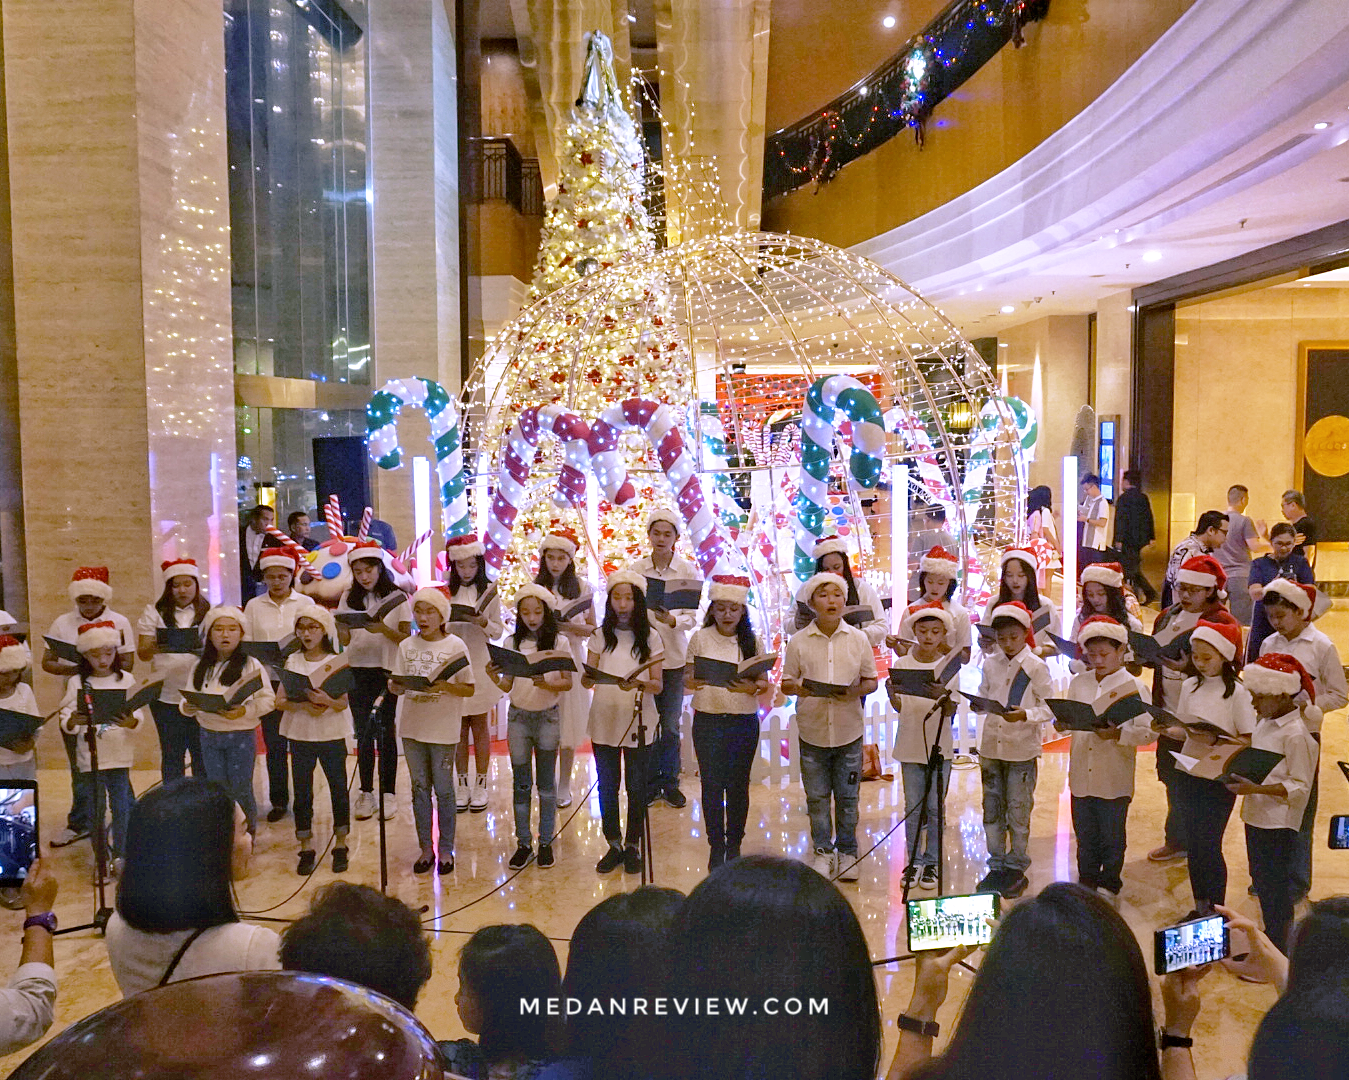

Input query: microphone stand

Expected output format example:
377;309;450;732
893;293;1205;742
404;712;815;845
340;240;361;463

632;684;655;885
373;690;390;896
898;688;953;910
56;681;114;936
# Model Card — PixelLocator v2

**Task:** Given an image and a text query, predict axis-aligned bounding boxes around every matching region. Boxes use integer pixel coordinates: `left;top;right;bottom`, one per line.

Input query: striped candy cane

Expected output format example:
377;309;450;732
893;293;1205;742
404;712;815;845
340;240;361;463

324;495;344;538
356;506;373;541
263;527;308;559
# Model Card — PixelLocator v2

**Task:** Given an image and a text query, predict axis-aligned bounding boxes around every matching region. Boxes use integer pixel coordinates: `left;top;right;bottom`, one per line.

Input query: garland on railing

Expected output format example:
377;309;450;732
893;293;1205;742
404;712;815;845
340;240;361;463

763;0;1050;199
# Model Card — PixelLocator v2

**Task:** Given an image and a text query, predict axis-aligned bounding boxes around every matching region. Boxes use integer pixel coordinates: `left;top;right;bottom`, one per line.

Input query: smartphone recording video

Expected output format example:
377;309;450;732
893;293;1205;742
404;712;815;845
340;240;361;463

0;783;37;889
906;892;998;952
1329;815;1349;850
1154;913;1228;975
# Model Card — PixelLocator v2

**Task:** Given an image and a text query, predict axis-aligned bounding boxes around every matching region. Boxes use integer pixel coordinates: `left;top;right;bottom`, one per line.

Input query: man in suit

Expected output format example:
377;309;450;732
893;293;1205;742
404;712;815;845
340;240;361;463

239;504;275;603
1114;471;1158;605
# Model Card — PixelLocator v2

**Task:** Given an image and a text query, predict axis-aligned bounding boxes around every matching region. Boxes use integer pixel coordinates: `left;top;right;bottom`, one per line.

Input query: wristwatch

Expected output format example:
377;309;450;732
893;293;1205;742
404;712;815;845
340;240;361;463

1158;1030;1193;1050
896;1014;940;1038
22;912;57;935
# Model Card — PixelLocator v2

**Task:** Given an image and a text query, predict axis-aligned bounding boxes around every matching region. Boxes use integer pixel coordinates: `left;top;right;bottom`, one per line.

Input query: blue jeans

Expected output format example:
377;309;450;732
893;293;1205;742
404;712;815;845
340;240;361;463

798;737;862;856
150;700;203;783
90;767;135;857
981;757;1037;874
649;667;685;793
507;704;559;846
900;759;951;869
692;712;759;855
593;743;649;848
61;730;92;832
199;728;258;832
403;738;456;855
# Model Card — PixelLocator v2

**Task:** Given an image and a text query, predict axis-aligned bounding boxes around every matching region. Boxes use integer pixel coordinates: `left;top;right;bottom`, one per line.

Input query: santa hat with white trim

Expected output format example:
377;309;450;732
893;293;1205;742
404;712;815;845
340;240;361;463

259;548;300;574
539;530;579;558
920;546;959;577
411;586;452;622
606;570;647;595
905;601;954;633
1190;618;1242;661
76;620;121;654
1261;578;1316;615
68;566;112;604
990;600;1036;647
1000;547;1039;573
513;584;557;611
812;537;850;562
0;636;30;673
645;508;681;535
1244;652;1321;726
1080;562;1124;589
796;572;849;606
1175;554;1226;593
294;604;339;646
445;533;485;560
708;575;750;605
348;540;390;567
1076;614;1128;647
200;605;247;641
160;558;201;587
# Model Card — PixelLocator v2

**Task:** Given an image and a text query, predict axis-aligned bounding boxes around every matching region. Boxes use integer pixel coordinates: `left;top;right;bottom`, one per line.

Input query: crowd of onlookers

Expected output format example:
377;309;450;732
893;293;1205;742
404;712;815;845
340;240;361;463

0;777;1343;1078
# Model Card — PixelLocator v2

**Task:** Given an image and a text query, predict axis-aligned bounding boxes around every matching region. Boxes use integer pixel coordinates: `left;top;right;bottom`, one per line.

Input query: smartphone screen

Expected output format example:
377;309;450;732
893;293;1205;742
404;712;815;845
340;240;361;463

0;783;37;888
1329;815;1349;850
1154;913;1228;975
907;893;999;952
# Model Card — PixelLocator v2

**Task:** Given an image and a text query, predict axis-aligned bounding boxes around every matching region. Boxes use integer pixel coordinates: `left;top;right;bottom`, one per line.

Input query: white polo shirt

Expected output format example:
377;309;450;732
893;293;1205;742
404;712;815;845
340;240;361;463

1064;668;1153;800
782;620;877;748
1241;709;1317;832
975;646;1054;762
1259;625;1347;733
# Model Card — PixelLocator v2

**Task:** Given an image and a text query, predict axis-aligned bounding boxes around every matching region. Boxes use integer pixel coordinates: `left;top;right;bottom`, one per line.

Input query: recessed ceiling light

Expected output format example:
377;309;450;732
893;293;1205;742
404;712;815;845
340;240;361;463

999;304;1016;314
627;12;636;21
858;85;868;96
882;14;897;28
1143;250;1163;263
1314;121;1330;130
998;342;1009;348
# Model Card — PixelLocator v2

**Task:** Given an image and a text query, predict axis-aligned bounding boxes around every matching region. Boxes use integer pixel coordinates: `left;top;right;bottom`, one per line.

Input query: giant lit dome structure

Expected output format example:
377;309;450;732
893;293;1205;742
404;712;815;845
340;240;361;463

462;230;1028;646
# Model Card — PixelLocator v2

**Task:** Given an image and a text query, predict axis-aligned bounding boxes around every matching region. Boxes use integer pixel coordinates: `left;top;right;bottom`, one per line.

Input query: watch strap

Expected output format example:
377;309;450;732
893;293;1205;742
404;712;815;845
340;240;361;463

1159;1031;1193;1050
22;912;57;934
897;1014;940;1038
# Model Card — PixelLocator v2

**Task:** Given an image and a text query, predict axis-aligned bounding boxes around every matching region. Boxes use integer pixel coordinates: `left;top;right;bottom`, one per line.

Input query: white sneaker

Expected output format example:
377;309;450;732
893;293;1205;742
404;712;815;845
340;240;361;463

380;793;397;820
354;791;377;821
556;787;573;810
837;854;860;882
49;827;88;848
471;774;489;812
456;775;470;813
810;848;835;877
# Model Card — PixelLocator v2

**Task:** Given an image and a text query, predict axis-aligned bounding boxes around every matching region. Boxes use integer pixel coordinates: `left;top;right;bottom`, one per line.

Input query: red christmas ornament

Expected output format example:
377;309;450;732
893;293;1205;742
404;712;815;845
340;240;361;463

580;152;593;166
577;218;589;230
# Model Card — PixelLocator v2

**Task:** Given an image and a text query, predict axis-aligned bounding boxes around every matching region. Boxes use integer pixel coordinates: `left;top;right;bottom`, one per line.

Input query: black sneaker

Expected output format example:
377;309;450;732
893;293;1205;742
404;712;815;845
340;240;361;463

902;865;920;889
509;844;534;870
975;869;1002;893
297;850;317;876
596;846;624;874
664;787;688;809
919;865;939;890
646;789;667;807
1000;873;1030;899
331;847;349;874
537;844;555;869
708;848;726;873
623;846;643;875
267;807;288;823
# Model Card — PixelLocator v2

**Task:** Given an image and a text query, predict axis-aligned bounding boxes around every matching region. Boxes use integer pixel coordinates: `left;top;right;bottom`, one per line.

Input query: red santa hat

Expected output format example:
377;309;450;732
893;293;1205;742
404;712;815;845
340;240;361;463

348;540;390;567
606;570;647;596
76;620;121;654
990;600;1035;647
644;508;681;535
512;584;557;611
920;546;960;577
1244;653;1320;725
539;530;579;558
1080;562;1124;589
1077;614;1128;647
411;586;452;622
1176;554;1226;592
1261;578;1316;615
445;533;485;560
68;566;112;604
905;601;954;633
708;575;751;605
1190;618;1242;662
0;636;30;673
1000;547;1039;573
160;558;201;587
812;537;850;562
259;548;300;574
796;572;849;606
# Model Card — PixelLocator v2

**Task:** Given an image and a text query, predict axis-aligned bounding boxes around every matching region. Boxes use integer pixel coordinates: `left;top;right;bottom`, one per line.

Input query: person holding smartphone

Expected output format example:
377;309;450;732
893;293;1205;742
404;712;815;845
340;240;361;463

0;859;58;1055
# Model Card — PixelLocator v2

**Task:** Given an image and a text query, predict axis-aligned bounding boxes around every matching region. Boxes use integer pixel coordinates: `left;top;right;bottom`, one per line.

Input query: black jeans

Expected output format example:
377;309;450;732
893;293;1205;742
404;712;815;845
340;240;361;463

1246;825;1297;953
1156;735;1185;848
260;710;289;810
150;699;204;782
1071;795;1130;894
1120;544;1157;603
692;711;759;855
593;743;649;849
1176;770;1236;906
350;667;398;795
61;730;92;832
290;739;350;838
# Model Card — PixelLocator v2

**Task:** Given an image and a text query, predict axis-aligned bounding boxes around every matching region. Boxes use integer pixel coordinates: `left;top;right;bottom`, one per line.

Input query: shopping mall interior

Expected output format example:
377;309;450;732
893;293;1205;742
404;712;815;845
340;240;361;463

0;0;1346;1075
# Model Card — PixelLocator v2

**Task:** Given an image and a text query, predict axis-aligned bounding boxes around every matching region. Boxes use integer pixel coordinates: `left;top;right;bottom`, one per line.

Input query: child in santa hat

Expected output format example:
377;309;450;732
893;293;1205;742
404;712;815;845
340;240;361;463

979;548;1058;658
136;558;210;783
888;547;971;659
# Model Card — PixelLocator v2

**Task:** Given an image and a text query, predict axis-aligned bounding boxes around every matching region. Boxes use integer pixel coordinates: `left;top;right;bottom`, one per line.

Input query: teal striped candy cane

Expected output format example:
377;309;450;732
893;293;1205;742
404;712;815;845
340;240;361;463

794;376;886;581
699;403;747;528
366;377;474;540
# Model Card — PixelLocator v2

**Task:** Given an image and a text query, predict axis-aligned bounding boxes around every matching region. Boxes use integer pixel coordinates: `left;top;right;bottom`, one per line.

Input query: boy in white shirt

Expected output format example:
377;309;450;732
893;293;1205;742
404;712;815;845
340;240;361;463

974;601;1054;899
781;573;878;884
1055;616;1152;902
1230;654;1319;953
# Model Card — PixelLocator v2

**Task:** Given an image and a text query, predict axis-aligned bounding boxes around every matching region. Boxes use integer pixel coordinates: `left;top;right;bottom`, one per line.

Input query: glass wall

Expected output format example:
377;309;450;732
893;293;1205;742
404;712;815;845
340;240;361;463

236;405;365;517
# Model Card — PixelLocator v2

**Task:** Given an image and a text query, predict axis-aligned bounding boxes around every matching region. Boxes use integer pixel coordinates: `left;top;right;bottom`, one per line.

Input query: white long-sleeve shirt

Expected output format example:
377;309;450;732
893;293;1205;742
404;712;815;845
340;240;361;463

1259;625;1346;734
180;656;275;732
57;673;148;770
888;651;958;764
630;554;701;668
1064;668;1153;800
444;583;504;715
0;963;56;1054
0;684;40;768
1241;709;1317;832
1176;676;1257;740
976;646;1054;762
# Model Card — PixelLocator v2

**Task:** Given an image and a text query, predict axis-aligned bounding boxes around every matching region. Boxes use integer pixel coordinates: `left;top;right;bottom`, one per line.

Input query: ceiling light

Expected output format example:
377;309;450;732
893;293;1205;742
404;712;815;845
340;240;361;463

999;304;1016;314
882;14;896;28
627;12;636;21
1142;250;1163;263
1314;121;1330;130
857;85;868;97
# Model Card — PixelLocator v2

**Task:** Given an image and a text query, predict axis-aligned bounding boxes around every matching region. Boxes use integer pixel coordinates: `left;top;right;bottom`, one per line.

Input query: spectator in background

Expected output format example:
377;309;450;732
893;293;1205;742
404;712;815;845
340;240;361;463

1246;523;1314;662
1217;485;1267;626
0;860;58;1056
1113;471;1157;605
286;511;320;552
909;504;959;600
1161;511;1229;611
366;517;398;552
238;505;275;602
1077;475;1110;570
1280;490;1317;568
1025;486;1062;592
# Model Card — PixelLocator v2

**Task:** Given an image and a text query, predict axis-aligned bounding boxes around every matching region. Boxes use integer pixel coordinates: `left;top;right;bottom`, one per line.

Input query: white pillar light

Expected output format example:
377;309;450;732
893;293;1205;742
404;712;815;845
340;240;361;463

413;456;433;586
1062;455;1077;638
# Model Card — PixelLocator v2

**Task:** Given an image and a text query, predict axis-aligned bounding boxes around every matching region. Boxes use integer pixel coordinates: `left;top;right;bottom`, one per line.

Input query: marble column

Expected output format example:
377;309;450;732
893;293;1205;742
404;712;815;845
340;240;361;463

2;0;237;698
368;0;462;552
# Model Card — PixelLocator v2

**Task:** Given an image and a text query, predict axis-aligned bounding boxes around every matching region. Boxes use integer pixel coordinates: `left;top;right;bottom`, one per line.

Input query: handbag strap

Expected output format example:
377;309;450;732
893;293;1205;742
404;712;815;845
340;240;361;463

159;926;209;987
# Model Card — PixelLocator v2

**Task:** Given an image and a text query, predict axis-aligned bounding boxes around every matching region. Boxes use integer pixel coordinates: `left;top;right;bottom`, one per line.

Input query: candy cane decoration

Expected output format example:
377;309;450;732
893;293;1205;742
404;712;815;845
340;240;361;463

399;530;432;568
699;402;746;529
324;495;344;538
263;527;308;560
366;377;473;540
794;376;886;581
356;506;373;541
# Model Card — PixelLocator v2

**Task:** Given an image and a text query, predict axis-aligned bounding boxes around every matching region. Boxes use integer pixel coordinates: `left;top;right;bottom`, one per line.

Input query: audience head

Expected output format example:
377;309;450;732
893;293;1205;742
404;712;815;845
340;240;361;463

1026;485;1053;514
1280;489;1306;519
1081;473;1102;495
280;883;432;1012
1285;895;1349;995
1227;484;1249;510
1195;510;1230;549
287;510;311;539
246;504;274;533
1248;988;1349;1080
665;855;881;1080
456;924;561;1064
1269;521;1299;559
910;882;1160;1080
1121;469;1141;489
117;778;249;933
